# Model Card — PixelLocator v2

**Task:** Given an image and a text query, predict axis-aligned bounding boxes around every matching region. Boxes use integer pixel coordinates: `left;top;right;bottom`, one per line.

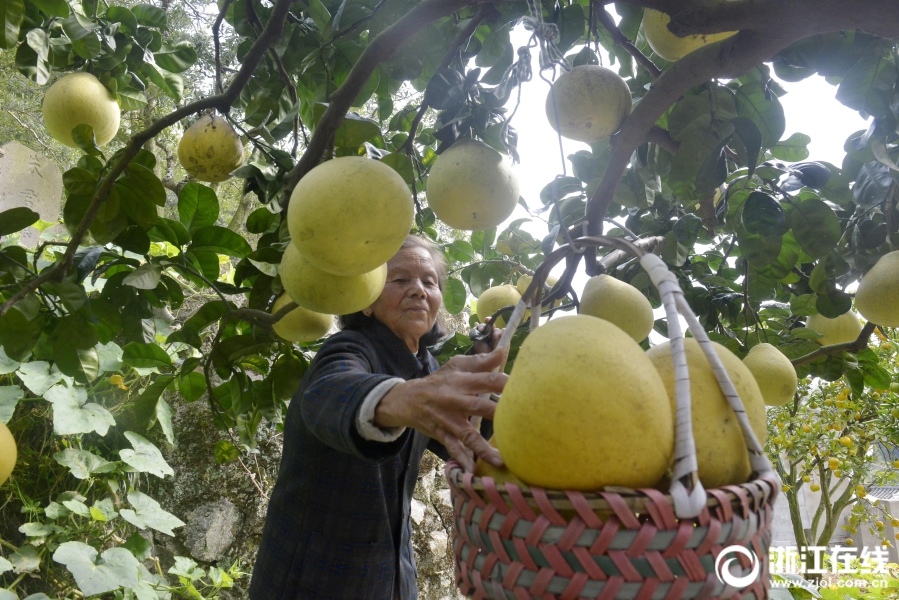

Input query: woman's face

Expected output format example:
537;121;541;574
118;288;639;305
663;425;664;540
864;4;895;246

369;246;442;352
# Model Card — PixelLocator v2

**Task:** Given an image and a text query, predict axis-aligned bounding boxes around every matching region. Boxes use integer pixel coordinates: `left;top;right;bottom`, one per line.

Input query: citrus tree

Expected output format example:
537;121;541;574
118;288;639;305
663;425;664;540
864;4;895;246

1;0;899;598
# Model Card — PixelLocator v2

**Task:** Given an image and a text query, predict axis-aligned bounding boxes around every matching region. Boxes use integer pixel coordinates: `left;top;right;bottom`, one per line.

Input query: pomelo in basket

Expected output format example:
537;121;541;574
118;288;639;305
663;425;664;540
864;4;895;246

270;293;333;343
178;114;244;183
42;72;120;148
544;65;631;143
287;157;413;276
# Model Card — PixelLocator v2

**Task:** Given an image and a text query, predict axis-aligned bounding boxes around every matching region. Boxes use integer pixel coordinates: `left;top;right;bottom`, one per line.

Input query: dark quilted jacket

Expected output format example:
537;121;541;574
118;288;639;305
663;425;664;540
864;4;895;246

250;317;458;600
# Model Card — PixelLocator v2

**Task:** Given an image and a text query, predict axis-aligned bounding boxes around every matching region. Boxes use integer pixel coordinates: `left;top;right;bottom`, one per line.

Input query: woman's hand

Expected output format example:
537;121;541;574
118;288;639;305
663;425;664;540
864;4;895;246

374;348;507;472
473;317;504;354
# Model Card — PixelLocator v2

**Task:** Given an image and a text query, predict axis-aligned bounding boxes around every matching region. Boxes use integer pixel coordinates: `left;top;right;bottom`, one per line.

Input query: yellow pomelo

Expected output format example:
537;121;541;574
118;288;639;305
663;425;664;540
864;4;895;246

426;139;519;231
544;65;631;143
642;9;737;62
516;274;562;310
855;251;899;327
646;339;767;489
807;311;863;346
42;72;120;148
475;437;527;486
476;285;521;327
280;243;386;315
0;421;16;486
287;157;413;276
494;315;673;490
177;114;244;183
579;275;654;342
270;293;333;343
743;343;798;407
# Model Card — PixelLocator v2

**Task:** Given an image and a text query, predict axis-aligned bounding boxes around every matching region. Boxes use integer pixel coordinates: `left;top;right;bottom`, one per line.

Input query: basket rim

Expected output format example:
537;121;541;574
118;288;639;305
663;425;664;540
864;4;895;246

445;462;778;516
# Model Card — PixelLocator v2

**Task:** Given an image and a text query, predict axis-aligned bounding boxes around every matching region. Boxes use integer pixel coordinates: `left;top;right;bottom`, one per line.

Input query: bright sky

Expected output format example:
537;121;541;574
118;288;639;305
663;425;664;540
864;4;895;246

500;24;869;298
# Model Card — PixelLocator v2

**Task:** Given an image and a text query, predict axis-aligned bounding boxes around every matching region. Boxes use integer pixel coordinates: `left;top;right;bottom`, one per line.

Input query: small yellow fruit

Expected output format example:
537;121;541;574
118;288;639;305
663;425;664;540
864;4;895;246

807;311;864;346
426;139;520;231
42;72;121;147
840;437;853;447
894;460;899;468
855;251;899;327
280;243;386;315
476;285;522;328
846;539;855;546
646;339;767;489
177;114;244;183
495;315;673;490
810;484;821;492
802;475;811;482
829;457;841;469
891;518;899;527
0;421;15;485
876;520;884;528
579;275;654;342
270;293;333;343
857;489;867;498
545;65;632;143
287;157;413;276
642;9;737;62
834;469;843;478
802;425;812;433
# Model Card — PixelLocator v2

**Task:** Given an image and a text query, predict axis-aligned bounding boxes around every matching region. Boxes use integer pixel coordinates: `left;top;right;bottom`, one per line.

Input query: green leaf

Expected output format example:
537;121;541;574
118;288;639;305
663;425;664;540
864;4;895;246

816;289;852;318
0;0;24;49
71;124;103;156
123;263;164;290
105;6;136;32
117;86;148;111
735;82;786;149
141;62;183;101
741;192;785;237
115;179;158;230
271;352;306;401
853;161;893;208
16;361;65;395
54;448;116;479
31;0;69;17
835;54;896;119
335;113;380;148
0;207;40;237
53;542;139;596
379;152;414;184
153;41;197;73
122;532;152;561
189;226;252;258
246;208;279;234
132;374;173;430
787;198;841;258
44;384;116;436
119;490;184;535
96;341;124;373
63;167;98;195
731;118;762;178
213;440;240;464
119;431;174;478
442;277;467;314
0;385;23;424
150;217;191;247
124;163;166;207
771;132;811;161
178;183;219;232
122;342;172;369
132;3;166;27
736;223;783;267
789;294;818;317
15;36;50;84
10;545;40;573
862;362;891;390
175;371;206;402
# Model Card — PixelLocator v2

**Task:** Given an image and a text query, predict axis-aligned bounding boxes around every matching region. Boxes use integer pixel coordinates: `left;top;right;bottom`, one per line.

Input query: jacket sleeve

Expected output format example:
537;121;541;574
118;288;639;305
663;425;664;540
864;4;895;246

299;332;412;462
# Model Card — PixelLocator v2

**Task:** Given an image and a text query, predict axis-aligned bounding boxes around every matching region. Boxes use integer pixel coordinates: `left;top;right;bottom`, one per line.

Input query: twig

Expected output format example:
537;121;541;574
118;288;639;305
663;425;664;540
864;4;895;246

593;4;661;78
398;10;487;154
0;0;296;318
4;110;54;153
213;0;234;95
330;0;390;42
283;0;484;200
715;236;736;277
791;322;877;366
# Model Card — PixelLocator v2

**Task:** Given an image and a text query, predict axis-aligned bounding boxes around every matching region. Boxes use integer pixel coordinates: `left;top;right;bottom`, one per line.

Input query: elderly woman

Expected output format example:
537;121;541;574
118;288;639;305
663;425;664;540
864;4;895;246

250;235;506;600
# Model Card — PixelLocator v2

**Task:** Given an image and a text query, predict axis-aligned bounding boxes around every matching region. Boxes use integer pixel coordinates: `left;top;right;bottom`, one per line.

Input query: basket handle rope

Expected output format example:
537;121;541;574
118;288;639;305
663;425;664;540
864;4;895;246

487;237;778;519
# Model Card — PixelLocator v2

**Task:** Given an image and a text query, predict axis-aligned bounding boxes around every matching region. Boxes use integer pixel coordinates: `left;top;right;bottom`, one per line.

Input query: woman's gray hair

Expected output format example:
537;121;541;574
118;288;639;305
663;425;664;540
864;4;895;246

337;234;449;347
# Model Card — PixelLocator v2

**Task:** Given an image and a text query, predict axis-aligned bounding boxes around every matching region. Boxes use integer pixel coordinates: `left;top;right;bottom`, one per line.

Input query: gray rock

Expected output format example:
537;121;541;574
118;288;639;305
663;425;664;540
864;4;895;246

183;499;243;562
0;141;62;247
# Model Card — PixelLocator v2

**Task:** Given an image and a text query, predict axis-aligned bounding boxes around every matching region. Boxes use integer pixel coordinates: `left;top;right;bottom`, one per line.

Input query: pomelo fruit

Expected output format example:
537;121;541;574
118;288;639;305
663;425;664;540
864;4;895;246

42;72;120;148
646;339;767;489
280;243;386;315
579;274;654;342
807;311;863;346
177;113;244;183
0;421;16;486
642;9;737;61
494;315;673;490
270;293;333;343
855;251;899;327
426;139;519;231
742;343;798;407
476;285;522;327
287;157;413;276
544;65;631;143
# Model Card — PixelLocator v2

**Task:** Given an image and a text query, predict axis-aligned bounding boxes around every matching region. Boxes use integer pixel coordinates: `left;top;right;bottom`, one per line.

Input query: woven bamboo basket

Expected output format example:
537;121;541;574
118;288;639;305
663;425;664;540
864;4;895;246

447;236;780;600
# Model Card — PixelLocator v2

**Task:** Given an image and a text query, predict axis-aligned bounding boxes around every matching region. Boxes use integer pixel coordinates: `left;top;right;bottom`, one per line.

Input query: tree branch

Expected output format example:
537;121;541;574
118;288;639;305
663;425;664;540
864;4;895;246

0;0;297;318
791;322;877;367
283;0;483;200
213;0;234;95
593;4;661;78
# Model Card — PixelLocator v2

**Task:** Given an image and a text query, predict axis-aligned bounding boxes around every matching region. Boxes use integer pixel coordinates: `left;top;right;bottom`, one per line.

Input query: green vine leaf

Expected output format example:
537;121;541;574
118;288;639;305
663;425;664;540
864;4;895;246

119;431;174;478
